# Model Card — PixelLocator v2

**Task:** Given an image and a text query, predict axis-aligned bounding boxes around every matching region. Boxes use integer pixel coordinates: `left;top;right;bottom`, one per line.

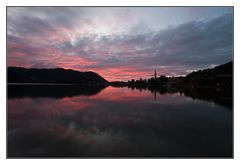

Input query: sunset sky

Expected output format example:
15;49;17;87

7;7;233;81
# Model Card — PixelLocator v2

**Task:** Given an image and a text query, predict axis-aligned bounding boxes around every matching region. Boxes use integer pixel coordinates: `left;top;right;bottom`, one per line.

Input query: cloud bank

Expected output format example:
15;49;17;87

7;7;233;81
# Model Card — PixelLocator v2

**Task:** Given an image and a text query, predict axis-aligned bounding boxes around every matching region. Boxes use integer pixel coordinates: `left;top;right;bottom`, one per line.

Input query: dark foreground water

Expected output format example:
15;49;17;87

7;85;232;157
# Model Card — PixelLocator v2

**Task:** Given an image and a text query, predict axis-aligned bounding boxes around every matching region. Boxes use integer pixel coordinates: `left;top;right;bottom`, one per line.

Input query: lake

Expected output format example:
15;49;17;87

7;85;233;157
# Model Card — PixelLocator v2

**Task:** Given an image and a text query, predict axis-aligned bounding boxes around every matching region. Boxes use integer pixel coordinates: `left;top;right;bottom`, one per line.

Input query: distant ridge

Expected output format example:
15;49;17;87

110;61;233;90
186;61;232;79
184;61;232;87
8;67;109;85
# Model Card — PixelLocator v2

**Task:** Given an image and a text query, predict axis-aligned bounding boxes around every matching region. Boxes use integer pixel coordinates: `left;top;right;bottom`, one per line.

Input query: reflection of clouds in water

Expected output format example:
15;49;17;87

8;86;232;157
209;102;216;108
8;97;93;120
69;122;75;131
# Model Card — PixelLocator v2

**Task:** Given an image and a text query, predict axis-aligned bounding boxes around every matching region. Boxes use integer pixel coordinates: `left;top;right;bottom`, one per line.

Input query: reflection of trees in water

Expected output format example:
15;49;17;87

182;87;232;109
8;84;233;109
8;85;107;99
129;85;233;110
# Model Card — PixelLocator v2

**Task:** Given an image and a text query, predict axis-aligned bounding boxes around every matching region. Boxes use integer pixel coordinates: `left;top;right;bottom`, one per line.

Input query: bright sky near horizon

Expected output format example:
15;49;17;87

7;7;233;81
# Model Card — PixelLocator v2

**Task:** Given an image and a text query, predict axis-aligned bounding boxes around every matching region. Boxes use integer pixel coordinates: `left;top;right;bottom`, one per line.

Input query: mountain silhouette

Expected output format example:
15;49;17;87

185;61;232;79
8;67;109;85
184;61;232;87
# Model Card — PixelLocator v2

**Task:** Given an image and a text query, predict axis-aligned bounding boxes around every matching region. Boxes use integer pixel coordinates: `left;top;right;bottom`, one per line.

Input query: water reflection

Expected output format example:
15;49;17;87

8;85;107;98
8;85;232;157
128;86;232;109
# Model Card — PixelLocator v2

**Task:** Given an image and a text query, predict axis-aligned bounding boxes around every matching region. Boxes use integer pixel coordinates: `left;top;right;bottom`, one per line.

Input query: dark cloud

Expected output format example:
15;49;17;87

7;7;233;80
58;13;232;75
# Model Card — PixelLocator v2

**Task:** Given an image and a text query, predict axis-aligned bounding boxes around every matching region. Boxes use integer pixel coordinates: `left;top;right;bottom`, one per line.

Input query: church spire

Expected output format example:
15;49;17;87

154;69;157;79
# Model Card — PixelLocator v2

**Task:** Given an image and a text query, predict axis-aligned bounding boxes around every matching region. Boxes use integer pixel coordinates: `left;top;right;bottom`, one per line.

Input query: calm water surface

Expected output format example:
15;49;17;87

8;85;232;157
